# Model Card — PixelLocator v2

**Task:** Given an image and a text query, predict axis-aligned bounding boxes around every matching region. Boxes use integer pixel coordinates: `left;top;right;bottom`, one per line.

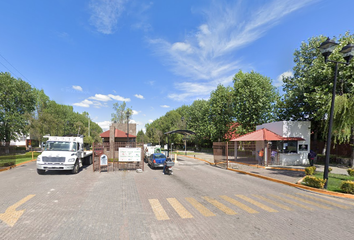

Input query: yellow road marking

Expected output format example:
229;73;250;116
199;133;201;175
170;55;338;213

149;199;169;220
282;194;332;210
296;193;351;209
268;194;315;211
252;194;293;211
167;198;193;219
0;194;35;227
220;195;259;213
202;197;237;215
235;195;278;212
185;198;215;217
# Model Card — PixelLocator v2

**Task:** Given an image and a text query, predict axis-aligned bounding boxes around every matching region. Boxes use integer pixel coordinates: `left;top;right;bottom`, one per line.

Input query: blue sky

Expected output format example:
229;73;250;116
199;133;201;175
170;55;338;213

1;0;353;133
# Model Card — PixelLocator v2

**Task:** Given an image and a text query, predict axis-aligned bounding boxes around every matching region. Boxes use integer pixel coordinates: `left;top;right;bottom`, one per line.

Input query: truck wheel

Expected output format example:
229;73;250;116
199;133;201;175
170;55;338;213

71;160;79;174
37;169;45;175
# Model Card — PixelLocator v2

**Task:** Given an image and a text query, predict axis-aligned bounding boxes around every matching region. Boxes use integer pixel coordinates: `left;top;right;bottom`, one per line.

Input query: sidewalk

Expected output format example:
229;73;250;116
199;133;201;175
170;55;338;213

179;152;354;199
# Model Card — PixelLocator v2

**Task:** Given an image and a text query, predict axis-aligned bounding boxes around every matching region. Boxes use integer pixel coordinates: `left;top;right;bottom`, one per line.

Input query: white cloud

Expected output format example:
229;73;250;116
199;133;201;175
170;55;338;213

132;110;139;115
160;105;170;108
108;94;131;102
73;99;93;108
171;42;193;53
149;119;153;123
276;70;293;87
149;0;316;100
88;0;127;34
87;93;130;102
96;120;111;132
134;94;144;99
72;85;83;91
89;94;112;101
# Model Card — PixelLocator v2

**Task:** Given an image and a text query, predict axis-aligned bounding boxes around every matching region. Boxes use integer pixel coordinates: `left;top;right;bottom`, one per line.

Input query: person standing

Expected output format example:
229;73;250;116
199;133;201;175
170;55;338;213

271;149;277;165
258;148;264;165
308;150;316;166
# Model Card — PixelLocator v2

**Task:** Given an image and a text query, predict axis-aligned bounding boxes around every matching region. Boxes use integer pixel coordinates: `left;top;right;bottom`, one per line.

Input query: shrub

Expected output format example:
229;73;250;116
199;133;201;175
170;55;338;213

305;166;316;175
303;176;326;188
347;168;354;176
340;180;354;194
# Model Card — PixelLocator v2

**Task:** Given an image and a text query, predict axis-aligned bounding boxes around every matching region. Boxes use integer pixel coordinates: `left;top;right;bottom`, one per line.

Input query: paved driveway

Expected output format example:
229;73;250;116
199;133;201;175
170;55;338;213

0;157;354;239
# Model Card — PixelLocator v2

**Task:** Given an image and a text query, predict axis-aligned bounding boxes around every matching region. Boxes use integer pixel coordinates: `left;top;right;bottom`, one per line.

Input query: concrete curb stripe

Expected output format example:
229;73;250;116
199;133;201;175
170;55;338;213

252;194;293;211
268;194;315;211
220;195;259;214
167;198;193;219
235;194;278;212
281;193;332;210
202;196;237;215
296;193;351;209
149;199;169;220
185;197;215;217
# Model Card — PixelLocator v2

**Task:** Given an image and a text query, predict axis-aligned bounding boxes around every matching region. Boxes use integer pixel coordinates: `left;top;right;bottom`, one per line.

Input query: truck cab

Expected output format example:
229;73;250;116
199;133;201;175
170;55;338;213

36;136;92;174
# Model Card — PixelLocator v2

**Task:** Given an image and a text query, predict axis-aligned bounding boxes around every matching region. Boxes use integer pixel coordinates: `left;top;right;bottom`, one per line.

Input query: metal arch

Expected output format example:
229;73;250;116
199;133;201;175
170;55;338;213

164;130;196;135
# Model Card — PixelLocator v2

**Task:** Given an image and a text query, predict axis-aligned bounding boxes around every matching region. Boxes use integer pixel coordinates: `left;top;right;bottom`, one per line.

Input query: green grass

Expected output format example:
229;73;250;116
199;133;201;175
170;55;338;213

0;152;40;167
312;171;354;192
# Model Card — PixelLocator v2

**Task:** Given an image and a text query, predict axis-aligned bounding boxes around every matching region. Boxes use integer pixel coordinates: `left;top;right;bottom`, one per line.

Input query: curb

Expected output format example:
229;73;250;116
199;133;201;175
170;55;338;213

227;167;354;199
0;159;36;172
179;154;354;199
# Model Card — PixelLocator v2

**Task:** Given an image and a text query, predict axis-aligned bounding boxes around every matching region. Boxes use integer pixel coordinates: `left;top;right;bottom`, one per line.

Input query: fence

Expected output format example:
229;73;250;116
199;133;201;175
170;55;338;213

213;141;258;168
92;142;144;172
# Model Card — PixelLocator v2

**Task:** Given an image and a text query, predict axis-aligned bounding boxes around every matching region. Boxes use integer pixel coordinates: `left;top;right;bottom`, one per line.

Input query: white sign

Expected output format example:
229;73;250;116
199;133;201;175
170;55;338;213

100;154;108;165
119;148;141;162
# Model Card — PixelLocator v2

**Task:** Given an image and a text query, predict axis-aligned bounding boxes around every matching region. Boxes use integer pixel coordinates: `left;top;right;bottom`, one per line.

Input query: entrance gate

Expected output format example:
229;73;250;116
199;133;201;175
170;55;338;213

92;142;144;172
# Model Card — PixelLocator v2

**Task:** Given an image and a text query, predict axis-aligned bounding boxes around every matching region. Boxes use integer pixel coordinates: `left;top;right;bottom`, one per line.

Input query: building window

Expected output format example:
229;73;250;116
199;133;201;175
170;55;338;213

278;141;297;153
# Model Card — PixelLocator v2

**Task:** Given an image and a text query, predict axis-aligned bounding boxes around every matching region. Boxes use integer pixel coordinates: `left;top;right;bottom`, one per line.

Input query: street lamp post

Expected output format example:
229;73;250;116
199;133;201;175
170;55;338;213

126;110;130;146
318;37;354;189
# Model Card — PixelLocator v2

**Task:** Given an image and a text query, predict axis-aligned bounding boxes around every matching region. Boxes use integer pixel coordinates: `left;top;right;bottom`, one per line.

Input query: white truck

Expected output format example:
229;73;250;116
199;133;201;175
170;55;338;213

144;145;162;162
36;136;93;174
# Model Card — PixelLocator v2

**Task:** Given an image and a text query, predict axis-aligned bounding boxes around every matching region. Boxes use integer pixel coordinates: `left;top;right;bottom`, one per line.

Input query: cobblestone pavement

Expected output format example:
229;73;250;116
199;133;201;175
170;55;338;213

0;158;354;240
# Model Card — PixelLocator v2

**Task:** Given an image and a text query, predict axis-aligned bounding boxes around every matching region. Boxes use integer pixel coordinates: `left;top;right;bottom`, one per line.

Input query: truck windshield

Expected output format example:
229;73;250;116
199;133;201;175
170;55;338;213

45;141;76;151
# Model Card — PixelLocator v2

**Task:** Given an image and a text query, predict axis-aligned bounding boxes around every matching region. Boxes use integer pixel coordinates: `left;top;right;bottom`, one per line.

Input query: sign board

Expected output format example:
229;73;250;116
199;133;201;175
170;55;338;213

119;148;141;162
100;154;108;166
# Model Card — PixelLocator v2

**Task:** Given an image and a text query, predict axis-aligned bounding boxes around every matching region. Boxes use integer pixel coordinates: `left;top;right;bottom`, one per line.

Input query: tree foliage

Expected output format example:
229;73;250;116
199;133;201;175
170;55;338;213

27;88;102;146
233;70;279;133
280;32;354;143
111;101;132;123
0;72;36;143
209;85;234;141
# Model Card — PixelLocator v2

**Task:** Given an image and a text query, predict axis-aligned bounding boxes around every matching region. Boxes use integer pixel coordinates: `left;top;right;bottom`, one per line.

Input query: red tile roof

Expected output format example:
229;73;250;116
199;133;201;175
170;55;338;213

224;123;241;140
100;129;136;138
230;128;304;142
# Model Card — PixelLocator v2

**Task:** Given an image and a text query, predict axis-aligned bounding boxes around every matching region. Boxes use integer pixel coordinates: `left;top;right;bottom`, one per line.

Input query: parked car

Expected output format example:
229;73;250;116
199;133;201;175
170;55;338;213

148;153;166;169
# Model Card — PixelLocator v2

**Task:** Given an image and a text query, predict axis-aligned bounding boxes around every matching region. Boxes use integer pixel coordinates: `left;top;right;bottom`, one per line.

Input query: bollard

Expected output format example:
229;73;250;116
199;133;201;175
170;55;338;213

174;154;178;164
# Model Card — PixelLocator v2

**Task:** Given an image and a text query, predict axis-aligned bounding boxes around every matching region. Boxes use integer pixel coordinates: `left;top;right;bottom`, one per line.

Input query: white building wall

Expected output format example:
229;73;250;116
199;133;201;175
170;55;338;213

256;121;311;166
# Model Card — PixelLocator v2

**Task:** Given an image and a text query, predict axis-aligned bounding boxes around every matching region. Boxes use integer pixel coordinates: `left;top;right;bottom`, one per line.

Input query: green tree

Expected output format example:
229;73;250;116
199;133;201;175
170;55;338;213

0;72;36;143
280;33;354;144
233;70;279;134
187;99;212;148
209;85;234;142
111;101;132;123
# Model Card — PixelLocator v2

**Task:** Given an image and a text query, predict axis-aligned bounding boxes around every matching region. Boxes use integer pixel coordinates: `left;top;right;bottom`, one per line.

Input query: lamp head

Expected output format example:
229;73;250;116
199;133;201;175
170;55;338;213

340;43;354;64
318;37;338;63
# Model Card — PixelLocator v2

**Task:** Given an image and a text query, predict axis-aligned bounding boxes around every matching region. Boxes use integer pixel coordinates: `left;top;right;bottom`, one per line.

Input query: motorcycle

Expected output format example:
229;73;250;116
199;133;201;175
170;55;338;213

163;158;174;175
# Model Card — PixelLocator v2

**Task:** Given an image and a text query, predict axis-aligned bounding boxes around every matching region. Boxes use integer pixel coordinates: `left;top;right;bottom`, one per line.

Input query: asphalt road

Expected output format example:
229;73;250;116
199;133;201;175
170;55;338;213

0;156;354;240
